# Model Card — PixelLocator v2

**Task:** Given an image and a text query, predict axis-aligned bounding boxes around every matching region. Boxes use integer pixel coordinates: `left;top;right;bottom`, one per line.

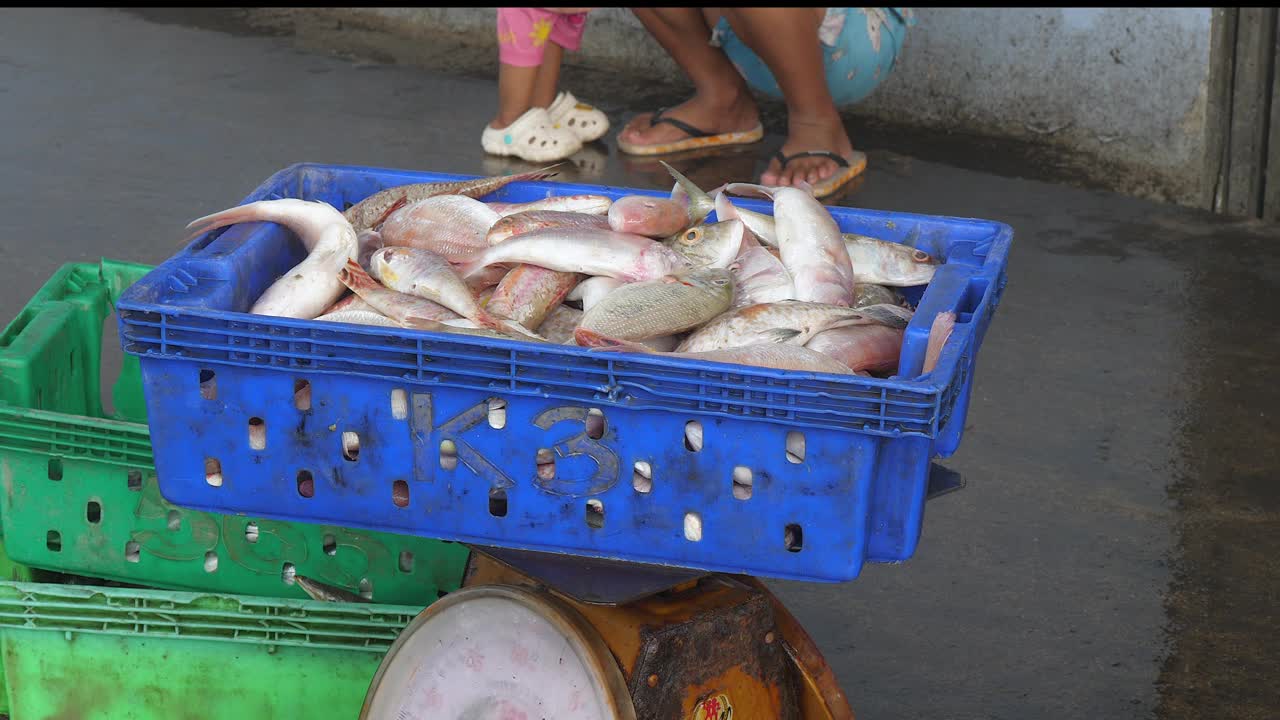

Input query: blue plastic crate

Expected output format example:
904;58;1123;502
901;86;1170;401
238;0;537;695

116;163;1010;583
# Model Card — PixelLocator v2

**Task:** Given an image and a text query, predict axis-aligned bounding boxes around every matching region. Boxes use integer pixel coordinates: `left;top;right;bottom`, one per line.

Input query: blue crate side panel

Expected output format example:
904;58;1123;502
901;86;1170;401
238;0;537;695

118;163;1013;582
140;358;878;582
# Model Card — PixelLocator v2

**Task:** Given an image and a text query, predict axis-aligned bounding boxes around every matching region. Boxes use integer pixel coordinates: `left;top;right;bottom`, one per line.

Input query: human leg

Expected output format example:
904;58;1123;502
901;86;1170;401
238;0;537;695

719;7;858;191
616;7;761;153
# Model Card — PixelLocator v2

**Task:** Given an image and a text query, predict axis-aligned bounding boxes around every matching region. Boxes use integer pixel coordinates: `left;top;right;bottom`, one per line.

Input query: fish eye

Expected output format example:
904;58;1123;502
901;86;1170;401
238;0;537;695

680;228;702;244
912;249;932;262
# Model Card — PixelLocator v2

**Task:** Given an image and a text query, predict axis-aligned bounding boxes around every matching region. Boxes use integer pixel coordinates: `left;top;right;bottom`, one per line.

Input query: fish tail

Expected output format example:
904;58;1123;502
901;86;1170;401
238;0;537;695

182;201;276;244
922;311;956;374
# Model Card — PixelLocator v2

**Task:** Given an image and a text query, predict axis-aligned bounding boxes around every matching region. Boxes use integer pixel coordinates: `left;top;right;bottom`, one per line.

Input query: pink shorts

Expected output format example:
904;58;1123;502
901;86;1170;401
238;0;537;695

496;8;588;67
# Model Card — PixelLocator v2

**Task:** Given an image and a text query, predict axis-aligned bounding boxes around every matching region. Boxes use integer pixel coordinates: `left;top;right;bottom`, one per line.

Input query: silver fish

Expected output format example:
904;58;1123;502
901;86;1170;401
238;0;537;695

487;194;613;217
805;324;906;373
295;576;370;603
724;184;854;307
486;264;583;331
344;166;559;232
337;260;462;329
663;219;744;270
590;341;856;375
315;309;400;327
851;283;909;309
372;247;536;340
843;234;940;287
566;276;624;312
676;300;911;353
729;231;794;309
185;199;358;320
379;195;500;261
576;268;734;344
716;193;937;287
487;210;611;246
456;227;691;283
539;304;584;344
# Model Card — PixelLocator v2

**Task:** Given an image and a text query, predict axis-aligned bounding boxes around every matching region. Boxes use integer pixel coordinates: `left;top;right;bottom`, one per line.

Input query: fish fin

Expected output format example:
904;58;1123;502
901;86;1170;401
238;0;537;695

337;258;383;295
475;308;546;342
403;316;452;332
454;256;488;280
575;327;656;352
761;328;804;344
714;191;741;224
371;194;409;230
922;311;956;375
854;304;914;329
795;179;816;197
661;161;714;223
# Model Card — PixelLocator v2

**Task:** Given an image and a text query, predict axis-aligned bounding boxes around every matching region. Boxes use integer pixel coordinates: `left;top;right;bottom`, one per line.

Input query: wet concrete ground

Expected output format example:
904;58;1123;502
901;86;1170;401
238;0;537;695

1;8;1277;719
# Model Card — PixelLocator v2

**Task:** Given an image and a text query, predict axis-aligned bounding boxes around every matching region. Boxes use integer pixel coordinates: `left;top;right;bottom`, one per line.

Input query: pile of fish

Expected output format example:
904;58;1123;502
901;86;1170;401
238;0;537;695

183;163;956;377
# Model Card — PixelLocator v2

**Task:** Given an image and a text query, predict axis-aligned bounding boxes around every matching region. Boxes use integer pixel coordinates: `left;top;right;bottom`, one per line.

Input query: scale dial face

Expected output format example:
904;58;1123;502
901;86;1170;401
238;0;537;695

363;585;634;720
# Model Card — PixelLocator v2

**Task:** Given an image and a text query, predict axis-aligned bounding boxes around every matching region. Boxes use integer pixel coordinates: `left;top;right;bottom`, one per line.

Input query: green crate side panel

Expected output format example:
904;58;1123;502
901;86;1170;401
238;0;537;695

0;541;32;717
0;580;419;720
0;261;151;423
0;451;470;604
0;260;470;603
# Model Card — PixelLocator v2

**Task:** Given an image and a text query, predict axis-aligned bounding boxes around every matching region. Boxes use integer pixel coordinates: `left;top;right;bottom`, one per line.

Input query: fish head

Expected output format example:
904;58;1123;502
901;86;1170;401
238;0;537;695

664;219;744;270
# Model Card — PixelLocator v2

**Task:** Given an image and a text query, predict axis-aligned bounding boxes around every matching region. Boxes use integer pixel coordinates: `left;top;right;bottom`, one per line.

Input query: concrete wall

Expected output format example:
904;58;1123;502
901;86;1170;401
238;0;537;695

321;7;1216;208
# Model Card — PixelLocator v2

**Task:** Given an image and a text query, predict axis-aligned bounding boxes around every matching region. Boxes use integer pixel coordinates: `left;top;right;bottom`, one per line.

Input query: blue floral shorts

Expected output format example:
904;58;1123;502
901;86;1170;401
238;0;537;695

711;8;916;107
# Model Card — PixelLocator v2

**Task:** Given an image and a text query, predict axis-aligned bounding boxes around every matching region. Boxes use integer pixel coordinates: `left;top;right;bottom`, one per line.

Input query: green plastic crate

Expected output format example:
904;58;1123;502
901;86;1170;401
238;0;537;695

0;261;470;604
0;577;422;719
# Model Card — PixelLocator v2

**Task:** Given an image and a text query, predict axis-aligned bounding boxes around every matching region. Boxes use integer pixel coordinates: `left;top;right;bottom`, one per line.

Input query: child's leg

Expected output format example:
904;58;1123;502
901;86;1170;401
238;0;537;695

493;63;540;129
491;8;550;129
531;41;563;110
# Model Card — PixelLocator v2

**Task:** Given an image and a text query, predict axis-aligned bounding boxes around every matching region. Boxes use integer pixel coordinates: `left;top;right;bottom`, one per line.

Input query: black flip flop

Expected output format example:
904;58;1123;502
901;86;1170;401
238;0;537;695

617;107;764;156
769;149;868;198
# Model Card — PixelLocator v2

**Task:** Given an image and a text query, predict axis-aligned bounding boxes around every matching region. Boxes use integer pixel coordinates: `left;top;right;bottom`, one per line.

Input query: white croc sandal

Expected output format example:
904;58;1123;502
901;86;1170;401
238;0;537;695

547;91;610;143
482;107;583;163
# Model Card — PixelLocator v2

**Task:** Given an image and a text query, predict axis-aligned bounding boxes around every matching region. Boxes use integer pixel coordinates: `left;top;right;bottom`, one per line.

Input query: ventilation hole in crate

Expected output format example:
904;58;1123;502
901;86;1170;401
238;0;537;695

294;379;312;411
205;458;223;487
489;488;508;517
358;578;373;600
391;388;408;420
281;562;297;585
585;408;605;439
536;448;556;481
245;522;259;544
633;461;653;493
437;589;449;599
684;421;703;452
785;431;806;464
732;466;754;500
167;510;181;532
125;540;140;562
322;534;337;556
342;432;361;462
248;417;266;450
684;512;703;542
439;439;458;471
399;551;414;574
785;524;804;553
46;530;61;552
586;499;604;529
199;369;217;400
127;470;142;491
204;551;218;573
86;501;102;524
392;480;409;508
48;458;63;481
487;397;507;429
297;470;314;498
